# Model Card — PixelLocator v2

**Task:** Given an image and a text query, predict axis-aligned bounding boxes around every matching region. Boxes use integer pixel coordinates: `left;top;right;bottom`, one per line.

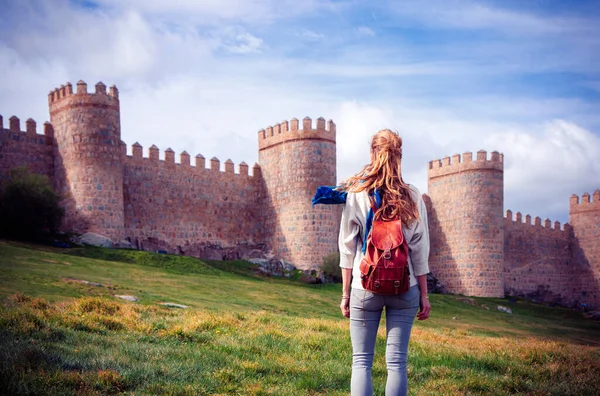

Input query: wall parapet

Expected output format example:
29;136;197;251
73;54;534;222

504;209;570;232
570;191;600;215
428;150;503;179
125;142;260;177
258;116;336;151
0;114;55;145
48;81;119;115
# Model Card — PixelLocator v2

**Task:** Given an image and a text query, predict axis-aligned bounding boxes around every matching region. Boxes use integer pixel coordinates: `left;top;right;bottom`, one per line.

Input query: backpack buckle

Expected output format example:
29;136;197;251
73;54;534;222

394;281;400;288
374;281;380;289
383;249;391;260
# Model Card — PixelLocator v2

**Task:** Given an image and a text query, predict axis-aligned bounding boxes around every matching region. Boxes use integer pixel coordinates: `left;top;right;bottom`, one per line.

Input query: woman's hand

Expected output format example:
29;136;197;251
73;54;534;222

340;296;350;318
417;295;430;320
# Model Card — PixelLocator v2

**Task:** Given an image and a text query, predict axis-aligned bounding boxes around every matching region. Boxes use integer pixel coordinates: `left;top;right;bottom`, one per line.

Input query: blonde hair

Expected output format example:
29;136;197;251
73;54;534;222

342;129;419;223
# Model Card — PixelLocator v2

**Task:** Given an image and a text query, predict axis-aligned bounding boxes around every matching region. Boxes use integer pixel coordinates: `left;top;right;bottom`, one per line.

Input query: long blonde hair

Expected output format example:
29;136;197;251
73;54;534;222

342;129;419;223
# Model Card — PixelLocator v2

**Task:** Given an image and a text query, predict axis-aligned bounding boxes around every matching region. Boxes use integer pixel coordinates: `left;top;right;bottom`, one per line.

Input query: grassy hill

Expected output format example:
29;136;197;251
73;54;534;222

1;240;599;395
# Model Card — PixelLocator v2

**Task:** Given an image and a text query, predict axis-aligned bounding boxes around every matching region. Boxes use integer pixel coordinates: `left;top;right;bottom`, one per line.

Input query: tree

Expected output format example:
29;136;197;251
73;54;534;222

0;167;64;240
321;251;341;283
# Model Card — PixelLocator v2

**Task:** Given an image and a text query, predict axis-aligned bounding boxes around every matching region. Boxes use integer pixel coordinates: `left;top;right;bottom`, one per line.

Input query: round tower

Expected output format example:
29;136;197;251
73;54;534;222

49;81;124;240
258;117;339;269
569;190;600;308
426;150;504;297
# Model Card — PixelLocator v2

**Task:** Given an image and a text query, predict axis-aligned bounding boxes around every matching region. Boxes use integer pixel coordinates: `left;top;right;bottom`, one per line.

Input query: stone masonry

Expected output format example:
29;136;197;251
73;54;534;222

258;118;339;267
427;151;599;309
0;81;598;309
426;151;505;298
0;81;339;268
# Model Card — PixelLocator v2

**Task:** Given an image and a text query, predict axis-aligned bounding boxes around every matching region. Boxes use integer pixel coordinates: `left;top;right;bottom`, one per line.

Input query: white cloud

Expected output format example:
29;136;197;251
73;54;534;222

0;0;598;225
388;0;591;35
92;0;334;24
485;120;600;219
298;29;324;40
214;28;265;54
332;101;600;223
355;26;375;37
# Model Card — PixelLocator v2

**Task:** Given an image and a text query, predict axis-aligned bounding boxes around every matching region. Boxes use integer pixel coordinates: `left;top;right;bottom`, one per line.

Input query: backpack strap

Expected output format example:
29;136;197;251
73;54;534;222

362;189;382;254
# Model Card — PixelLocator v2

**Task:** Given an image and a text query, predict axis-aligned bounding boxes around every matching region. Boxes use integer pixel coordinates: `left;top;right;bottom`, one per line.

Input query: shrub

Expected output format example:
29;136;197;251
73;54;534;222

0;167;64;240
321;251;341;283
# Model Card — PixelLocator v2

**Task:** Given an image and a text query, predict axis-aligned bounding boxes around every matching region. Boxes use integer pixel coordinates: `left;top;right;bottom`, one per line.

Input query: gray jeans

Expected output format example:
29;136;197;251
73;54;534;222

349;285;420;396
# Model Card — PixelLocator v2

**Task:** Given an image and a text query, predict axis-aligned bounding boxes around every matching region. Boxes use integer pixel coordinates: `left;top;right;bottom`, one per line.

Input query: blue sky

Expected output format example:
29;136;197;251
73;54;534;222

1;0;599;223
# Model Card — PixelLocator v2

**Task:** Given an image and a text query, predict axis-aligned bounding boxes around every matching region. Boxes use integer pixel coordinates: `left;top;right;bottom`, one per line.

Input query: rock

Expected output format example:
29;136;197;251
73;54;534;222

318;270;326;284
282;261;296;273
64;278;103;287
452;316;458;320
481;304;490;310
42;259;71;266
159;302;188;309
116;240;133;249
497;305;512;314
427;273;445;294
248;258;269;266
115;295;139;302
457;298;476;305
244;249;267;260
583;311;600;320
80;232;114;248
250;257;296;278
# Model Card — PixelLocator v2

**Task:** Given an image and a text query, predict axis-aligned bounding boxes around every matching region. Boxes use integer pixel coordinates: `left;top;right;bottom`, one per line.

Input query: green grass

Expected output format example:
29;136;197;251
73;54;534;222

1;240;600;395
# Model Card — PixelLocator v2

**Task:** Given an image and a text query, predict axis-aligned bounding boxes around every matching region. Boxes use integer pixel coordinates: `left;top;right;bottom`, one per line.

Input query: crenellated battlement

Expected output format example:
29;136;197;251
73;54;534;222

570;190;600;214
428;150;503;179
0;114;55;144
504;209;571;232
126;142;260;177
257;116;336;151
48;81;119;115
5;78;599;307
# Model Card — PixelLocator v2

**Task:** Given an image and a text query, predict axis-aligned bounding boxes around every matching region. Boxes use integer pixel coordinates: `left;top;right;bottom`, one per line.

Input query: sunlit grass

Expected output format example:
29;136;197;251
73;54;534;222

1;240;600;395
2;293;599;395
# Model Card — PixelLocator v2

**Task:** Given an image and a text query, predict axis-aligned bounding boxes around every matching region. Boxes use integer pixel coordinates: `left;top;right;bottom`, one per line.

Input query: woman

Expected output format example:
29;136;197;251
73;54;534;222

338;129;431;395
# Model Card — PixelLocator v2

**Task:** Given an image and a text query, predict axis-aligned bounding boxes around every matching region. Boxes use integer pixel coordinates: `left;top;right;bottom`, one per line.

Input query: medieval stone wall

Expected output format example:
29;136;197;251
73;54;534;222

426;147;599;308
122;145;265;259
502;211;582;305
427;151;505;297
0;115;55;181
258;117;339;268
0;80;598;303
49;81;124;239
569;192;600;308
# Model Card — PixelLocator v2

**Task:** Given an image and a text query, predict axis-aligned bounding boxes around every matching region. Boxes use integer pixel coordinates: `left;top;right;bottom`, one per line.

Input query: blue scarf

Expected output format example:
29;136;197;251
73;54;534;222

312;186;381;253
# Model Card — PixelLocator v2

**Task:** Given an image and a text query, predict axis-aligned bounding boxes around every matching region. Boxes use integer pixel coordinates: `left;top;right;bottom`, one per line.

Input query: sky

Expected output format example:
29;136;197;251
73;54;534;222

1;0;599;223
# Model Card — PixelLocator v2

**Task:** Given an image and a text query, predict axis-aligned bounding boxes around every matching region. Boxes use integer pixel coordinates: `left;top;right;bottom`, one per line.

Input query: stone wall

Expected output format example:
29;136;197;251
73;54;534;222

258;117;340;269
569;192;600;308
49;81;124;239
427;151;505;297
502;211;582;306
2;80;598;300
0;115;55;181
122;145;265;260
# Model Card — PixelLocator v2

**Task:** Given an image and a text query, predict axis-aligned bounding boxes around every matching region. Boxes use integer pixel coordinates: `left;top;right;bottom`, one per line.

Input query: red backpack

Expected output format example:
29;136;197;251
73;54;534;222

359;201;410;295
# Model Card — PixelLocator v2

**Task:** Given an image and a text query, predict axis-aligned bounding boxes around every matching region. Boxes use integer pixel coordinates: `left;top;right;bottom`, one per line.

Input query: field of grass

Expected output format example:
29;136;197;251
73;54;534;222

1;240;600;395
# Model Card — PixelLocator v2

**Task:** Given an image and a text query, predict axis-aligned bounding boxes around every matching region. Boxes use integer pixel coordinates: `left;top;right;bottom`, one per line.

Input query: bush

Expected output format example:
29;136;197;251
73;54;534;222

0;167;64;240
321;251;341;283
